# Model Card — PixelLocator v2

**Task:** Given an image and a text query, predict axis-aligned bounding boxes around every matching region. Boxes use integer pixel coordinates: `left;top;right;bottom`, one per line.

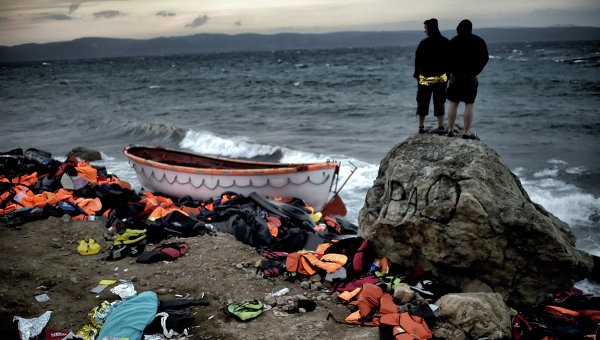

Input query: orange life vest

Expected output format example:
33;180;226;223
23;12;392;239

379;313;433;340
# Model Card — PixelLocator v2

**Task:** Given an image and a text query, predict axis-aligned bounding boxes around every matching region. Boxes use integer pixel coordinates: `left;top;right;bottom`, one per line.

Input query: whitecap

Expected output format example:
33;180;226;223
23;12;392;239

574;278;600;296
533;168;558;178
180;130;277;159
524;179;600;226
548;159;568;165
566;166;587;175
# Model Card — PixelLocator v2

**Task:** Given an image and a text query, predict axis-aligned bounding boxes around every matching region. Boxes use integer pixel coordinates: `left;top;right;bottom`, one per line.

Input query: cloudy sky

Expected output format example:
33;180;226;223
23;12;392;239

0;0;598;46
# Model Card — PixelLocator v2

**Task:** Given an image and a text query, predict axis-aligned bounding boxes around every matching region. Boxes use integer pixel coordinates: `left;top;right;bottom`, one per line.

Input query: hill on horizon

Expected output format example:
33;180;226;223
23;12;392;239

1;26;599;63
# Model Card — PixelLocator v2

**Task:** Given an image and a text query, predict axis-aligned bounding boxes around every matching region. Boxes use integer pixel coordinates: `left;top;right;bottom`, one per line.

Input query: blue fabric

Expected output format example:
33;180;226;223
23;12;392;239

97;291;159;340
56;201;76;213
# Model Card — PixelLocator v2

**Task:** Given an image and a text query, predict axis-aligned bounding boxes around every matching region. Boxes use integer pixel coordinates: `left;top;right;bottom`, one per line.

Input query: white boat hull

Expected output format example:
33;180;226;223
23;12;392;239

124;146;339;211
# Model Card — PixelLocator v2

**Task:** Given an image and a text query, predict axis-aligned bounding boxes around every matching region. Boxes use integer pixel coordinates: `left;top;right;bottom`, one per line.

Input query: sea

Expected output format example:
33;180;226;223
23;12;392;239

1;39;599;292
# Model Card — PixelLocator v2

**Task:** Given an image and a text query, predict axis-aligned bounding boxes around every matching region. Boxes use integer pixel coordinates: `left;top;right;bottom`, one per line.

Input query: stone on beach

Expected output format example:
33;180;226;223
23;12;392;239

358;132;594;306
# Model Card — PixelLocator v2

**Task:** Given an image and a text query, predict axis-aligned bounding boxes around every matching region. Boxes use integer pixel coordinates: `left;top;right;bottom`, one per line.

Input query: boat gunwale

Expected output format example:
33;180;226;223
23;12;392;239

124;146;339;176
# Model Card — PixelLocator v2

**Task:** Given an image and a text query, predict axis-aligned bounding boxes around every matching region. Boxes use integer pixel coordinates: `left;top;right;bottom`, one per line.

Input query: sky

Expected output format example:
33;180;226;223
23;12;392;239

0;0;599;47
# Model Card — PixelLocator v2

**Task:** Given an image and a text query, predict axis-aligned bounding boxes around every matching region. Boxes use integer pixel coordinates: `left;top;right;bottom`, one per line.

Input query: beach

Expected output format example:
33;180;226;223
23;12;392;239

1;217;380;339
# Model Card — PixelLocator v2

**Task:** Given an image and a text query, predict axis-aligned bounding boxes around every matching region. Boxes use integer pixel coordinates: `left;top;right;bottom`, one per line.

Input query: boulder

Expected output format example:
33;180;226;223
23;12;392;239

435;293;511;339
69;147;102;161
358;133;594;306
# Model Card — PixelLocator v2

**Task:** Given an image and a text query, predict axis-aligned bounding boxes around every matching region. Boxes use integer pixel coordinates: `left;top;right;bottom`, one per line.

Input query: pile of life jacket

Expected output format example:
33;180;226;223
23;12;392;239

260;237;447;340
0;148;135;224
0;147;358;254
512;288;600;340
337;283;435;340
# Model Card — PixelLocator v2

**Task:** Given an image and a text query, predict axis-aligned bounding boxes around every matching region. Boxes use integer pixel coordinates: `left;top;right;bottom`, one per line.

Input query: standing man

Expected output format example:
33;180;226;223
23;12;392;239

414;18;450;134
445;19;489;140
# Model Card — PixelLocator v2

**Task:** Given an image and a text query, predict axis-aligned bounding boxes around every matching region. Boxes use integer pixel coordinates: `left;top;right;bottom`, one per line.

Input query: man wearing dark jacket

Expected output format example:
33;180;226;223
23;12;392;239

414;18;450;134
445;19;489;140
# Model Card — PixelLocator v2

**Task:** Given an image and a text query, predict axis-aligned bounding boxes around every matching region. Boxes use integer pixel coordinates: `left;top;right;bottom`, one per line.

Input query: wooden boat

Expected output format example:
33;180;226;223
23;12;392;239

123;145;341;211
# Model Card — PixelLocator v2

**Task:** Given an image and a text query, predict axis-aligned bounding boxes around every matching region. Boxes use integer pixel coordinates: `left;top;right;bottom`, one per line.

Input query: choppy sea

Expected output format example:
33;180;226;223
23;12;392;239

1;40;599;292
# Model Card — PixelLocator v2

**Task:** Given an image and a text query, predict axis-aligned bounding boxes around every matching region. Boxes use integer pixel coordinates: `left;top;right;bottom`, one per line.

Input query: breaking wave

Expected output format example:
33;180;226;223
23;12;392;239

179;129;378;224
119;121;188;142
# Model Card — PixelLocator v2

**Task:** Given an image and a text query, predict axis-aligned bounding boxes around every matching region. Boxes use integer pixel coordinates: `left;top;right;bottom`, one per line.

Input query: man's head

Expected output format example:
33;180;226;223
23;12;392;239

457;19;473;35
424;18;440;36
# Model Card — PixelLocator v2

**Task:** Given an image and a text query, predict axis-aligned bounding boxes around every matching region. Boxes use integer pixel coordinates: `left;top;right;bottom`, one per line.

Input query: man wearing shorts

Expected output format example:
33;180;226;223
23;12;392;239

446;19;489;140
414;18;450;134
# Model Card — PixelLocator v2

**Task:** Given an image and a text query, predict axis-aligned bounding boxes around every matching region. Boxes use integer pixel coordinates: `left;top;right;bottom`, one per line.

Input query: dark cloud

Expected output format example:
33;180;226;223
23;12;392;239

527;7;600;27
0;16;7;24
185;15;208;28
93;10;120;19
38;13;72;21
69;3;80;14
157;11;176;17
234;20;242;27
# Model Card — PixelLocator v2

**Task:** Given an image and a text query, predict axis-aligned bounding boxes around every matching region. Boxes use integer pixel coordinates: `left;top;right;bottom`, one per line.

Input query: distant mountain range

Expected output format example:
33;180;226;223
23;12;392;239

1;26;599;63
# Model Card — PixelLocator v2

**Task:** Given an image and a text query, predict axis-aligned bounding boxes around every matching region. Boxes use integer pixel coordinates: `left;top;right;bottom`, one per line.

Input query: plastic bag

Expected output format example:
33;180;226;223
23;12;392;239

13;311;52;340
109;282;136;299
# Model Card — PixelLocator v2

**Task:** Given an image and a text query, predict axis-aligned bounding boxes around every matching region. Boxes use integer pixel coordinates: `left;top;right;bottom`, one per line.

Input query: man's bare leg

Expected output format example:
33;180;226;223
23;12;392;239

463;103;474;135
447;101;459;133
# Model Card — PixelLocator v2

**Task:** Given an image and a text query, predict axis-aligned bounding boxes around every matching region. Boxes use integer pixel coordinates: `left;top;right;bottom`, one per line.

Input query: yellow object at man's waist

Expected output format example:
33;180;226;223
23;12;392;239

418;74;447;85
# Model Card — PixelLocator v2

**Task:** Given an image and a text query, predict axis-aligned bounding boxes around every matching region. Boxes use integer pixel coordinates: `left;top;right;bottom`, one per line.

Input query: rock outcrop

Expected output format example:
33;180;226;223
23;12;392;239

358;133;594;306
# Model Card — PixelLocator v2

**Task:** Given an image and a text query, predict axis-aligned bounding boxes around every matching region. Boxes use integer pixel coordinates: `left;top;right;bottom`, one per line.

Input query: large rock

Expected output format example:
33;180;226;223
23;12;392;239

358;133;593;306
